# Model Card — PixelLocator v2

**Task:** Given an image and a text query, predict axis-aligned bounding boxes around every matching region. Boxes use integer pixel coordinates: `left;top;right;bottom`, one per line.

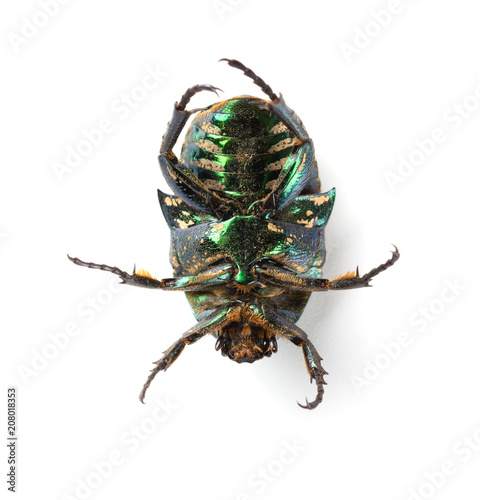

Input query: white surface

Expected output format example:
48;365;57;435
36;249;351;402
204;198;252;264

2;1;479;499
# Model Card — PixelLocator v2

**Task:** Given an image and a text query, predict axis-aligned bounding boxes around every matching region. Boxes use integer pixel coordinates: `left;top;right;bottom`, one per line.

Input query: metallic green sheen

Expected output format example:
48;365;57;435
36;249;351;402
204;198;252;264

155;96;335;326
180;97;298;204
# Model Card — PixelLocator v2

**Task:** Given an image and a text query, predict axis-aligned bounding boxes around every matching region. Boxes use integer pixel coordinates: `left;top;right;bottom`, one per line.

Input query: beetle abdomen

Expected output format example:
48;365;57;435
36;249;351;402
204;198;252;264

180;96;299;203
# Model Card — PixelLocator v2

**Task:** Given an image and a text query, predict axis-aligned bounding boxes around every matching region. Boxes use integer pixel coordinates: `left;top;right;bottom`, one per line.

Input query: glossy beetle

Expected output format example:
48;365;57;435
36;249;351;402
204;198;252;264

69;59;399;409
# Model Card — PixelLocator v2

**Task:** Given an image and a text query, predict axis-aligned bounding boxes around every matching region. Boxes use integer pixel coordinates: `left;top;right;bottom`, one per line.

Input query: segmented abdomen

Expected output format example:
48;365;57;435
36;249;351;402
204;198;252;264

180;96;299;205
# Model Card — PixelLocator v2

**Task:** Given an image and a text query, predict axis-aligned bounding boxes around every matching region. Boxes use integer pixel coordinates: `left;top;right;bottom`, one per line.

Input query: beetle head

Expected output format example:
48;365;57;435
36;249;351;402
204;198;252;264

215;322;278;363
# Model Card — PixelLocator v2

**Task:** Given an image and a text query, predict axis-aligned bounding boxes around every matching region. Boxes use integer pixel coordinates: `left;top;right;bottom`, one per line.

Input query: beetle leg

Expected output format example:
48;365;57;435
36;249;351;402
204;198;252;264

67;254;164;288
219;58;278;101
160;84;221;155
261;140;317;213
158;84;242;216
158;152;240;216
161;262;235;291
262;306;327;410
261;94;311;141
328;246;400;289
68;255;235;291
139;304;234;403
219;58;309;140
218;59;318;213
255;246;400;291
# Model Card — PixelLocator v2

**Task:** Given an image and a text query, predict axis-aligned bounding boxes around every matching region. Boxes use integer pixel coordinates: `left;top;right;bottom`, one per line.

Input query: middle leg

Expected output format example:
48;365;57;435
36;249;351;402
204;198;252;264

255;246;400;292
68;255;235;291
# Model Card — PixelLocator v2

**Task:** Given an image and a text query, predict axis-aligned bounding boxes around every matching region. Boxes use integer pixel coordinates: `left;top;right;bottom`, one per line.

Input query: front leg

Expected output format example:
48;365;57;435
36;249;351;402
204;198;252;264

139;304;234;402
262;306;327;410
68;255;235;291
298;340;328;410
255;246;400;292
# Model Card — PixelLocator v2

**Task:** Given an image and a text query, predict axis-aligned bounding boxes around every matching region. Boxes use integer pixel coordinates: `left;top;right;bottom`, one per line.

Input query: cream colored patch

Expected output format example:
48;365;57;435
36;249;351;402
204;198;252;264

199;121;221;135
267;137;296;153
176;219;194;229
194;139;223;154
267;222;285;233
164;196;180;207
269;122;288;134
265;180;277;190
297;218;316;228
190;157;224;171
203;179;226;191
306;210;313;216
313;195;329;206
266;157;288;171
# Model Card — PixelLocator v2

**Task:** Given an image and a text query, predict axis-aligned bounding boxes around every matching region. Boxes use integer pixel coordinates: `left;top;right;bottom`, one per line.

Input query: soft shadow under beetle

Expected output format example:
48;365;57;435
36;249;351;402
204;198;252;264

69;59;399;409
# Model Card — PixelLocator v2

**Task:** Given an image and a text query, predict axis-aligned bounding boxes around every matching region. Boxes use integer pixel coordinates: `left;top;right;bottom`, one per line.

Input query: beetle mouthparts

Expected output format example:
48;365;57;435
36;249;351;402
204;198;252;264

215;323;278;364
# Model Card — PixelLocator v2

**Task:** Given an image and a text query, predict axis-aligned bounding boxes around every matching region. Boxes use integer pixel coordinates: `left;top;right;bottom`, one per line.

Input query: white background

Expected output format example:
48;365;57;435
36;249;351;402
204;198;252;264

2;1;479;499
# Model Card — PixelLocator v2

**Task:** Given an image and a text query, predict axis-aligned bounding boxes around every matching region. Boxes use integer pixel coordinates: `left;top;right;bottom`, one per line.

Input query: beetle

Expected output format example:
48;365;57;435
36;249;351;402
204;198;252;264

69;59;399;409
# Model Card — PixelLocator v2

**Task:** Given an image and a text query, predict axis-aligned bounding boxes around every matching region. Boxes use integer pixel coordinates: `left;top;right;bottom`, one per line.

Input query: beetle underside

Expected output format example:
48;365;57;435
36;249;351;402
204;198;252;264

68;58;400;409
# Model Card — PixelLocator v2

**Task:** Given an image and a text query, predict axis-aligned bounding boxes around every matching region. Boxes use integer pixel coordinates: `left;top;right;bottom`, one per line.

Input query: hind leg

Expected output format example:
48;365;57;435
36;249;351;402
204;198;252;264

255;247;400;292
220;58;317;212
219;58;278;101
68;255;235;291
158;84;241;216
220;58;309;140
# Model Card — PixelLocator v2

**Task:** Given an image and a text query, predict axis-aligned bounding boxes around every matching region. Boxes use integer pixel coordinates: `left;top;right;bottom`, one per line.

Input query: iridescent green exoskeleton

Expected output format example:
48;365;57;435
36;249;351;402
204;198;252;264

69;59;399;409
